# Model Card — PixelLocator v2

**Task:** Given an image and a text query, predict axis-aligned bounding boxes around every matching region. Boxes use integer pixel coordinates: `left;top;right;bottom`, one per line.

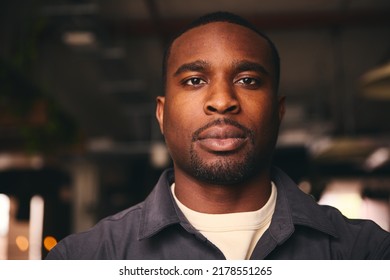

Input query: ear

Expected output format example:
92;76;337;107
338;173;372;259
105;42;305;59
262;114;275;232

156;96;165;134
278;95;286;122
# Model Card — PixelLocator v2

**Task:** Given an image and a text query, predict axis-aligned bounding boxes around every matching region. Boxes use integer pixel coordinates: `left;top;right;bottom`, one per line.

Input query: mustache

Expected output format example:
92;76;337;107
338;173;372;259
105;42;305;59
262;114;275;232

192;118;254;143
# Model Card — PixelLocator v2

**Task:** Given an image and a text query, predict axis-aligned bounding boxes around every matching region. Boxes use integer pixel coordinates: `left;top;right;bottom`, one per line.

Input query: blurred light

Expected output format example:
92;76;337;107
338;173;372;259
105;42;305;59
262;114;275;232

43;236;57;251
30;156;44;169
150;142;170;168
320;192;363;218
62;31;96;47
360;62;390;100
363;147;390;171
361;197;390;231
277;129;310;146
0;194;10;260
308;137;332;156
0;153;44;170
0;194;10;236
29;195;44;260
16;236;29;252
319;180;363;219
88;137;114;152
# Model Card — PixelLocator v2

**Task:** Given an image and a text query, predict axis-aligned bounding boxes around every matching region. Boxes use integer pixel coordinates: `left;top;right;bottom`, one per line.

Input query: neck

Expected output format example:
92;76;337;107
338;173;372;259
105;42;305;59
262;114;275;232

173;167;272;214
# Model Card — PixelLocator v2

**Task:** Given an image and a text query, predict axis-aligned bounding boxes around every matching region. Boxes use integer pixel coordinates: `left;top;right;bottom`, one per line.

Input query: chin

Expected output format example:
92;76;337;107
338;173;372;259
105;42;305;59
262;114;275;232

190;153;259;185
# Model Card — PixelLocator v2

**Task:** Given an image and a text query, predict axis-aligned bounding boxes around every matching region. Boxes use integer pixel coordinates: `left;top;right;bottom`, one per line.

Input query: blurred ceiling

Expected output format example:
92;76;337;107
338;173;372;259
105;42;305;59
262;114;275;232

1;0;390;167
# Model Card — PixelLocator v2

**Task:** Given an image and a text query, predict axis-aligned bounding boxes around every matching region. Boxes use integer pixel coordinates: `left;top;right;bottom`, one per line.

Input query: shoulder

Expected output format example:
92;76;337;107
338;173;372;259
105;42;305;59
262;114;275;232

320;203;388;237
316;204;390;259
46;202;144;259
46;169;176;260
271;167;390;259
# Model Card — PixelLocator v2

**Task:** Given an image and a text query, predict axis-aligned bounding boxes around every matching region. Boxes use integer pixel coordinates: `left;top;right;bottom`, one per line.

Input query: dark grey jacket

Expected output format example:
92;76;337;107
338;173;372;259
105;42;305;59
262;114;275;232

46;168;390;259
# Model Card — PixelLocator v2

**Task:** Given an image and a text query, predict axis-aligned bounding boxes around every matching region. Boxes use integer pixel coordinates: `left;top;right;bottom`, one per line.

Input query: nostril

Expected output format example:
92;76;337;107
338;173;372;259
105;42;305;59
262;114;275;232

205;104;239;114
227;105;238;112
206;106;218;112
204;92;241;114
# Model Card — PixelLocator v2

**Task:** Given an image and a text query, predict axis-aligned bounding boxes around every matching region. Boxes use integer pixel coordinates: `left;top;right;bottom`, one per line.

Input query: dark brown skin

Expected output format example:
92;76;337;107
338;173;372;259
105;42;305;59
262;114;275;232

156;22;285;214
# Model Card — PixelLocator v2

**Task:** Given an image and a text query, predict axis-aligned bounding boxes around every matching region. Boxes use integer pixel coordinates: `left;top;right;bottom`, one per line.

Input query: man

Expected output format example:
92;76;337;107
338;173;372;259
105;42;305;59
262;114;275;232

46;12;390;259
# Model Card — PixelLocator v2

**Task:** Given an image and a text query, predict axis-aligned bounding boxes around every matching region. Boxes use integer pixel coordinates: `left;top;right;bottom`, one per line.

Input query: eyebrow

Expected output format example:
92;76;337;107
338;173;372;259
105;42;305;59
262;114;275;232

174;60;210;77
233;60;269;76
173;59;269;77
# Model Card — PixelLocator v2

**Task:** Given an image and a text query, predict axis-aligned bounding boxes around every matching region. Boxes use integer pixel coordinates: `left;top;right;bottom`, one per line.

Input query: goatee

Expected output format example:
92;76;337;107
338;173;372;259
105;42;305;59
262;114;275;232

190;150;257;185
190;118;257;185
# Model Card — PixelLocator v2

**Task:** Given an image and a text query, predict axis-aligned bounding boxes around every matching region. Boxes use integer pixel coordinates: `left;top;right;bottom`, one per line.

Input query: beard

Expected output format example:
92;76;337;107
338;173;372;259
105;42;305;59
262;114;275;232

188;118;259;185
189;147;258;185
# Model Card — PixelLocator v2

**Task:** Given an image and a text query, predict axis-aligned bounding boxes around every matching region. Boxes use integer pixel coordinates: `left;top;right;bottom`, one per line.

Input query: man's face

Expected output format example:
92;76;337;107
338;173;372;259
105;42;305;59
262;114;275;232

156;22;285;185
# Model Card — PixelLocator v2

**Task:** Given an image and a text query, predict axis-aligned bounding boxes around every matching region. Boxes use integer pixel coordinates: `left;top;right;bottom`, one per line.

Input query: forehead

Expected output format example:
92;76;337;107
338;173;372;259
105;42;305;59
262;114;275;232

167;22;273;72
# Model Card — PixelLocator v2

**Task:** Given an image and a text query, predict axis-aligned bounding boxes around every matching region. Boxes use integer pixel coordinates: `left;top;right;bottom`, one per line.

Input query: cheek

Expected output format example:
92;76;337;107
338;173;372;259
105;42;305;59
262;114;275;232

243;98;280;140
163;102;195;151
242;96;275;123
163;94;205;133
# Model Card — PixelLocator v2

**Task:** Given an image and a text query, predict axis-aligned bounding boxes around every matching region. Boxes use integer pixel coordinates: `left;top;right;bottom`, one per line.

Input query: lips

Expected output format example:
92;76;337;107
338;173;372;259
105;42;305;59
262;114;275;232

195;125;248;152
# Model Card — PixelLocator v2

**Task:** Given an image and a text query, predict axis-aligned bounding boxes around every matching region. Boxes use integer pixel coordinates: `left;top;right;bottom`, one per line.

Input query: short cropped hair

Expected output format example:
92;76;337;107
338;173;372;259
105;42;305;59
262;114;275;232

162;11;280;92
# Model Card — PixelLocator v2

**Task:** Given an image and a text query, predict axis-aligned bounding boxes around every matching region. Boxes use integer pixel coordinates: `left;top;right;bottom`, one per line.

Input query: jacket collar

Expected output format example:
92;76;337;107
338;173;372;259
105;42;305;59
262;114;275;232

138;167;338;241
138;169;179;240
269;166;338;243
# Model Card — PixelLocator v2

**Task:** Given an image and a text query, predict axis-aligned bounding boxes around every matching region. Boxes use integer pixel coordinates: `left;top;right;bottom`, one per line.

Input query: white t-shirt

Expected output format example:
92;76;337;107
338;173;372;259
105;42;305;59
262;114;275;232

171;182;277;260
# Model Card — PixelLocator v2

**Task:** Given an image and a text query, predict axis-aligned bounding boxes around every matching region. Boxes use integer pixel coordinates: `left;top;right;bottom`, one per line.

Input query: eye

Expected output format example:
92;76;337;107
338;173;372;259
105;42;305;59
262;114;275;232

236;77;259;86
183;77;206;86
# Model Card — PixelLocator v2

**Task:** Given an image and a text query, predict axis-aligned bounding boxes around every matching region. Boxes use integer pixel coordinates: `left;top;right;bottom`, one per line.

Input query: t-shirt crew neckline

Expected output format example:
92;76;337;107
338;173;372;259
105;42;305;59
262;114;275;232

171;182;277;259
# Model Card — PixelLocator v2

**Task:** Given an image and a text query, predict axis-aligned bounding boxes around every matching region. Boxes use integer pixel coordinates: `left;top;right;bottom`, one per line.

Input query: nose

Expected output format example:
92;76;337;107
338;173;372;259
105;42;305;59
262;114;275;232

204;80;240;115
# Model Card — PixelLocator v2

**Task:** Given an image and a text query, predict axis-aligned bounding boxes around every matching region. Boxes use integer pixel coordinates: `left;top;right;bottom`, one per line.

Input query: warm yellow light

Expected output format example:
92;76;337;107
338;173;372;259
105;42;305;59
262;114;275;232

62;31;96;46
43;236;57;251
16;236;29;252
360;63;390;100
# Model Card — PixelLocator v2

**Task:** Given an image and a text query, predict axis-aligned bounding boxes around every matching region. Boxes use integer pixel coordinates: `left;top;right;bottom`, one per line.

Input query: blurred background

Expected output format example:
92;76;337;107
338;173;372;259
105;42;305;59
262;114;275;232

0;0;390;259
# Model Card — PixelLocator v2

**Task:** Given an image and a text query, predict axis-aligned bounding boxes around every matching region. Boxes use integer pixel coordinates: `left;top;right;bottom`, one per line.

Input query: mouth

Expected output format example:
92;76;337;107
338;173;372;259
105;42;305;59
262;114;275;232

197;137;248;152
193;119;251;153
